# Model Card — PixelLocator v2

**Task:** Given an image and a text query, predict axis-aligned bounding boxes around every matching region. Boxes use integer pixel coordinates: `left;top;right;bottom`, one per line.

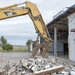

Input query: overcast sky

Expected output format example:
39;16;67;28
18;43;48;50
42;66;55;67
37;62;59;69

0;0;75;45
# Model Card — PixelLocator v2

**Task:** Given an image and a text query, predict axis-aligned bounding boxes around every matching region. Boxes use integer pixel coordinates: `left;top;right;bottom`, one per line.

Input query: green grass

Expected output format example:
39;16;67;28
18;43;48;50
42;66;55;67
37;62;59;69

0;46;29;52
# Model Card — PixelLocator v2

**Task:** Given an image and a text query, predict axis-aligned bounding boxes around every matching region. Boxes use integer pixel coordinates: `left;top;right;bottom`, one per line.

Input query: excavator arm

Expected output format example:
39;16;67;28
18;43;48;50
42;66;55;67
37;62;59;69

0;1;52;57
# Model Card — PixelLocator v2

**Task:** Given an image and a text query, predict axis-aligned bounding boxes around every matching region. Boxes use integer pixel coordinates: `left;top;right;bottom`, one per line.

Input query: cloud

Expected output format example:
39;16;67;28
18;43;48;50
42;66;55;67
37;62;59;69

0;0;75;45
0;16;36;36
0;24;36;36
0;0;43;7
1;33;37;36
0;15;31;25
3;34;37;45
40;10;58;24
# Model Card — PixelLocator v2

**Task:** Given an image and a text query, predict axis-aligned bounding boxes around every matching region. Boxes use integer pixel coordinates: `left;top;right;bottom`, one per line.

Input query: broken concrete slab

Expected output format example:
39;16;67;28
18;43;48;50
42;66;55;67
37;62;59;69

0;56;75;75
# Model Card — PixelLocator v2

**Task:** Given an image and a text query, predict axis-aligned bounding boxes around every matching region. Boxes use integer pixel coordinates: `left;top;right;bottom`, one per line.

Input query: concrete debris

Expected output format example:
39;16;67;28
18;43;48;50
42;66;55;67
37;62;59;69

0;56;75;75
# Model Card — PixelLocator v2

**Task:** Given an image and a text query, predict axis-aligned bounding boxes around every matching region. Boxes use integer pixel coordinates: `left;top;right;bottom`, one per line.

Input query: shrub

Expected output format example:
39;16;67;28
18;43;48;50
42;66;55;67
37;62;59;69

1;43;13;50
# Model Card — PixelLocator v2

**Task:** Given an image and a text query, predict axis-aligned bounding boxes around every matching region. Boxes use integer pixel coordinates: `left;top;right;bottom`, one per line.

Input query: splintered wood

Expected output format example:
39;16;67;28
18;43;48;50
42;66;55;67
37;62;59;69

33;65;64;75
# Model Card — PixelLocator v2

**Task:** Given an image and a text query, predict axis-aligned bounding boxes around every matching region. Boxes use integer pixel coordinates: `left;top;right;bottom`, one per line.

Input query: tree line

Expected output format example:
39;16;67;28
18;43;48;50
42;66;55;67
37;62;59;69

0;36;33;51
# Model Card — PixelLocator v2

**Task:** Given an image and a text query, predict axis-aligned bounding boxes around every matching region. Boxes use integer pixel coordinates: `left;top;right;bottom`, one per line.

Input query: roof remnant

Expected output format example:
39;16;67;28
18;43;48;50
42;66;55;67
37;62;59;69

47;4;75;27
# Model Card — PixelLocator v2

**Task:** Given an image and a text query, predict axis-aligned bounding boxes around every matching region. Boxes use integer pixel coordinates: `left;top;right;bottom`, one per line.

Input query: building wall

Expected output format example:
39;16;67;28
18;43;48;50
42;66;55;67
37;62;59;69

67;12;75;61
50;42;63;53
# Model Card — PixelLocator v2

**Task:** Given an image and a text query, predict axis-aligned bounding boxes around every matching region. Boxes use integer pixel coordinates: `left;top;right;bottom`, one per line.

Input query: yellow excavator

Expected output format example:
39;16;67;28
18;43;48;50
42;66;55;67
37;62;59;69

0;1;52;57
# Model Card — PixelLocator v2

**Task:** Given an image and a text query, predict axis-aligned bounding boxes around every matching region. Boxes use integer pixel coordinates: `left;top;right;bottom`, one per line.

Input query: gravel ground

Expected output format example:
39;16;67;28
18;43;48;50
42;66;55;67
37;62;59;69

0;52;75;65
0;52;32;65
0;52;75;75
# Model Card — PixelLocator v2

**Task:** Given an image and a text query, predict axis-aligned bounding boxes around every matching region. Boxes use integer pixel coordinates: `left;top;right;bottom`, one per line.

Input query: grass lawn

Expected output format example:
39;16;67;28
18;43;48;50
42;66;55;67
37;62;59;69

0;46;29;52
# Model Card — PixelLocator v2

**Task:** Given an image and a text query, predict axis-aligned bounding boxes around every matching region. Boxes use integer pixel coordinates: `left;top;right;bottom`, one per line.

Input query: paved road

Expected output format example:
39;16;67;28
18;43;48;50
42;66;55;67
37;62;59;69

0;52;32;64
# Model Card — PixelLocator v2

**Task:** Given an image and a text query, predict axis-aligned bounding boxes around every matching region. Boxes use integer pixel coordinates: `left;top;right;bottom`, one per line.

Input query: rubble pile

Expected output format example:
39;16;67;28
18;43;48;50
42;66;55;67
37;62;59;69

0;56;75;75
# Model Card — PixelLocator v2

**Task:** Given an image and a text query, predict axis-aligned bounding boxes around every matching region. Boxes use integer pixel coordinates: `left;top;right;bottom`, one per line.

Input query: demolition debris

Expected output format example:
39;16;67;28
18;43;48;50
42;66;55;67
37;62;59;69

0;56;75;75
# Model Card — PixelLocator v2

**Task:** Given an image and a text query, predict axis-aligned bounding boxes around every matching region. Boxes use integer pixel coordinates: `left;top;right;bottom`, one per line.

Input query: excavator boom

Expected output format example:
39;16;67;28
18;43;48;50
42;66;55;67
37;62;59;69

0;1;52;57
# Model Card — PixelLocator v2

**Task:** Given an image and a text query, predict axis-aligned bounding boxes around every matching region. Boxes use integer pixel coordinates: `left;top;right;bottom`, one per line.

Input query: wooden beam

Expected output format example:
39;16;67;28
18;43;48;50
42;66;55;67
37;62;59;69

33;65;65;75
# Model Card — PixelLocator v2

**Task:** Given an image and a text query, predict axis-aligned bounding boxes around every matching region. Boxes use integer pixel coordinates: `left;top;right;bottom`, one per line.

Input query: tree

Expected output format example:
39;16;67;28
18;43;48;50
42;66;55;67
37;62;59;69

26;39;33;50
1;43;13;50
1;36;7;45
0;36;13;50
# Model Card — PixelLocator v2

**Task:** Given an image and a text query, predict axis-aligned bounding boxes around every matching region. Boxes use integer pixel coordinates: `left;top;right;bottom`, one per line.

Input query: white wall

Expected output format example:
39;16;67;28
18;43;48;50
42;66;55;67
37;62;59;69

67;12;75;61
30;37;40;53
30;43;33;52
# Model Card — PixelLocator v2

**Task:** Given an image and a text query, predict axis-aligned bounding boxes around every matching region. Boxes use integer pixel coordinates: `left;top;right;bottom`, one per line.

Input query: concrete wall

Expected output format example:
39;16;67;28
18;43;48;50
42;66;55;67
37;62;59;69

67;12;75;61
50;42;63;53
30;43;33;52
